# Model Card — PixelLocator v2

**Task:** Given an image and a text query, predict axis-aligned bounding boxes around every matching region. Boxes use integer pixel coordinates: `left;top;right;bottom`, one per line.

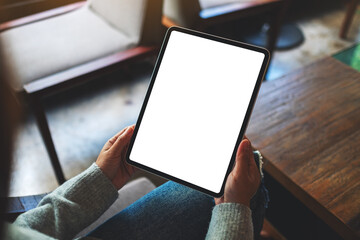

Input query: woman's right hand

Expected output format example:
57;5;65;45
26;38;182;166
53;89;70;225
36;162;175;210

215;139;261;207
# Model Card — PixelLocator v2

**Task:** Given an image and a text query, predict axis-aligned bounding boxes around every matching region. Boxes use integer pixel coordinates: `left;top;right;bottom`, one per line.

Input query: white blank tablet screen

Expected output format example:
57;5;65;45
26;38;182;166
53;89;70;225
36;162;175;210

129;30;265;194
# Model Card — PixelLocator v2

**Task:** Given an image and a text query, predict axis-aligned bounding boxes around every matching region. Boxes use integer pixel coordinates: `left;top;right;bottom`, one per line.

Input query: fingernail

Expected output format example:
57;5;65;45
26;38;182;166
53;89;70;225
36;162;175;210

243;139;249;150
243;140;252;157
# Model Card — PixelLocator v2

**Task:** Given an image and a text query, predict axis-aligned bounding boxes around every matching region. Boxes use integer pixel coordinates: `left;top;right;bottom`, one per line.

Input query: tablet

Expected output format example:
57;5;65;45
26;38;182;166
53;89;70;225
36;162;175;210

127;27;269;197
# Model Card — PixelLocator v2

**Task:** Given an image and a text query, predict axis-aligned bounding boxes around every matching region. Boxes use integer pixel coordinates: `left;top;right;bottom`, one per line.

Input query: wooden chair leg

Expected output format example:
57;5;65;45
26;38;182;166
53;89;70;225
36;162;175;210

340;0;360;39
267;3;286;57
28;94;66;184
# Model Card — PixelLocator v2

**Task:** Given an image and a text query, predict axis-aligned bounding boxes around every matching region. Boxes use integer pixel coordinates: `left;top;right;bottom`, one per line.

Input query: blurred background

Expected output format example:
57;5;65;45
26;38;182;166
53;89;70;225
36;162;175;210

0;0;359;223
0;0;358;196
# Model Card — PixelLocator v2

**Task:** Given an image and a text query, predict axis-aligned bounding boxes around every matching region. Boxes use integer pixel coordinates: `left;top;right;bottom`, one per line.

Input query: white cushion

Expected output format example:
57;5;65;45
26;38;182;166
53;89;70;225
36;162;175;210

0;6;136;91
76;177;156;237
199;0;248;9
89;0;147;44
163;0;251;28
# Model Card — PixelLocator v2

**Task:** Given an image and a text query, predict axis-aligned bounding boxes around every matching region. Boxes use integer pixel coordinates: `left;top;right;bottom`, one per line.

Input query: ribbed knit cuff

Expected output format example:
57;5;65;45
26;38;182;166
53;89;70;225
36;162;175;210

206;203;253;240
56;163;119;215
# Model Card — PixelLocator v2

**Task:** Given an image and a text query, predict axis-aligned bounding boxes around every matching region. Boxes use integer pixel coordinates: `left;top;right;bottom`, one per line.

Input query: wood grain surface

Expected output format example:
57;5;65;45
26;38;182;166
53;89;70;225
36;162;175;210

247;57;360;239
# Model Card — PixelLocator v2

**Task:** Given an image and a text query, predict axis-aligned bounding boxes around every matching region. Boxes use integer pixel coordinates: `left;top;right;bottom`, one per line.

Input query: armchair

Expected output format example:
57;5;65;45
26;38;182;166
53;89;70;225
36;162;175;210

340;0;359;39
163;0;284;56
0;0;165;184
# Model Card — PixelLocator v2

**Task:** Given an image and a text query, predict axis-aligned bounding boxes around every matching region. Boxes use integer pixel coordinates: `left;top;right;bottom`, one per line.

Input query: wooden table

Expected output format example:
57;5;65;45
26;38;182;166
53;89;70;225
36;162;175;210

247;57;360;239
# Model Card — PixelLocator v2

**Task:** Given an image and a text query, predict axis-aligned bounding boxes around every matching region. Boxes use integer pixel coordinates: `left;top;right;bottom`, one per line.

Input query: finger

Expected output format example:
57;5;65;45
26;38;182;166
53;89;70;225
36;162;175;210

246;141;259;176
104;124;136;150
246;140;258;170
110;126;134;154
247;149;261;187
111;124;135;143
234;139;251;177
248;152;261;182
234;136;249;170
103;127;129;150
215;196;224;205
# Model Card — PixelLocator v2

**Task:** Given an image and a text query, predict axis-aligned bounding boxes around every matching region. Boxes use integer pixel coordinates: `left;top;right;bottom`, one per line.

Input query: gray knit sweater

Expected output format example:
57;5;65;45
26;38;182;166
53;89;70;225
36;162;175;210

4;163;253;240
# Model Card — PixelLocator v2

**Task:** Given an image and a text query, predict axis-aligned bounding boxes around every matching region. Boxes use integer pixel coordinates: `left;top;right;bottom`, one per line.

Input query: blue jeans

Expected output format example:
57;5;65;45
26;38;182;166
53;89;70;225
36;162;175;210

88;152;269;240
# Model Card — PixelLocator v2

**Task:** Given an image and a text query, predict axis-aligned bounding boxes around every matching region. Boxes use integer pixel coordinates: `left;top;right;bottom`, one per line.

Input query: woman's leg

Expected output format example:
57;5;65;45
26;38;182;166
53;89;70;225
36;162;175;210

88;152;268;240
88;181;214;240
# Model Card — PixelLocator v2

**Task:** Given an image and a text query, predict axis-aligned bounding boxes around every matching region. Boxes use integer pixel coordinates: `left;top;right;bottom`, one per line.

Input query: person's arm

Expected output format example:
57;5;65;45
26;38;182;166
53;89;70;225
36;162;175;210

13;163;118;239
14;126;137;240
206;203;253;240
206;139;261;240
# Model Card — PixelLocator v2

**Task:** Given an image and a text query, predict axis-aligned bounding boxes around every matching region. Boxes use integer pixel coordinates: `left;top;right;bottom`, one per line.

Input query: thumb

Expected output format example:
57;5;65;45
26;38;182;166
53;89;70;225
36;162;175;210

234;139;251;177
110;126;134;154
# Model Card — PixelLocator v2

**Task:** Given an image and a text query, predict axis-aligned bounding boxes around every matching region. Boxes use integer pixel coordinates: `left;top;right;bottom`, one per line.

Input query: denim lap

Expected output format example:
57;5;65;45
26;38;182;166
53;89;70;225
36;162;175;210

88;152;268;240
88;181;214;240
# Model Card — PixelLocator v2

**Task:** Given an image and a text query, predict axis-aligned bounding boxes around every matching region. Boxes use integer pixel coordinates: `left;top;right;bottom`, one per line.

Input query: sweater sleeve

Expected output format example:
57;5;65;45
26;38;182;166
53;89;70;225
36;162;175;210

13;163;118;240
206;203;253;240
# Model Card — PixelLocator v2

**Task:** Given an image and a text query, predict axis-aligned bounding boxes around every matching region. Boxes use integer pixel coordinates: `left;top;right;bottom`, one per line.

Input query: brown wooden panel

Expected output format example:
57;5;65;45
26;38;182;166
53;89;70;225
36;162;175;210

340;0;360;39
327;182;360;237
0;0;82;23
0;1;85;32
162;16;179;28
246;57;360;239
24;46;158;97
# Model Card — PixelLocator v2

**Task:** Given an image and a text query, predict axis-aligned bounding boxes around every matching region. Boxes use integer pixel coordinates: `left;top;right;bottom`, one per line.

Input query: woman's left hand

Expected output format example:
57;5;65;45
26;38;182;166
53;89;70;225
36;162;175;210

96;125;137;190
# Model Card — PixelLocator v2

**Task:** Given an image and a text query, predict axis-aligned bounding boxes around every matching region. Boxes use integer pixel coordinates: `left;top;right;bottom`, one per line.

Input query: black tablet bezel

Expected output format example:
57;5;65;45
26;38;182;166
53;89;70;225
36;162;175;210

126;26;269;197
